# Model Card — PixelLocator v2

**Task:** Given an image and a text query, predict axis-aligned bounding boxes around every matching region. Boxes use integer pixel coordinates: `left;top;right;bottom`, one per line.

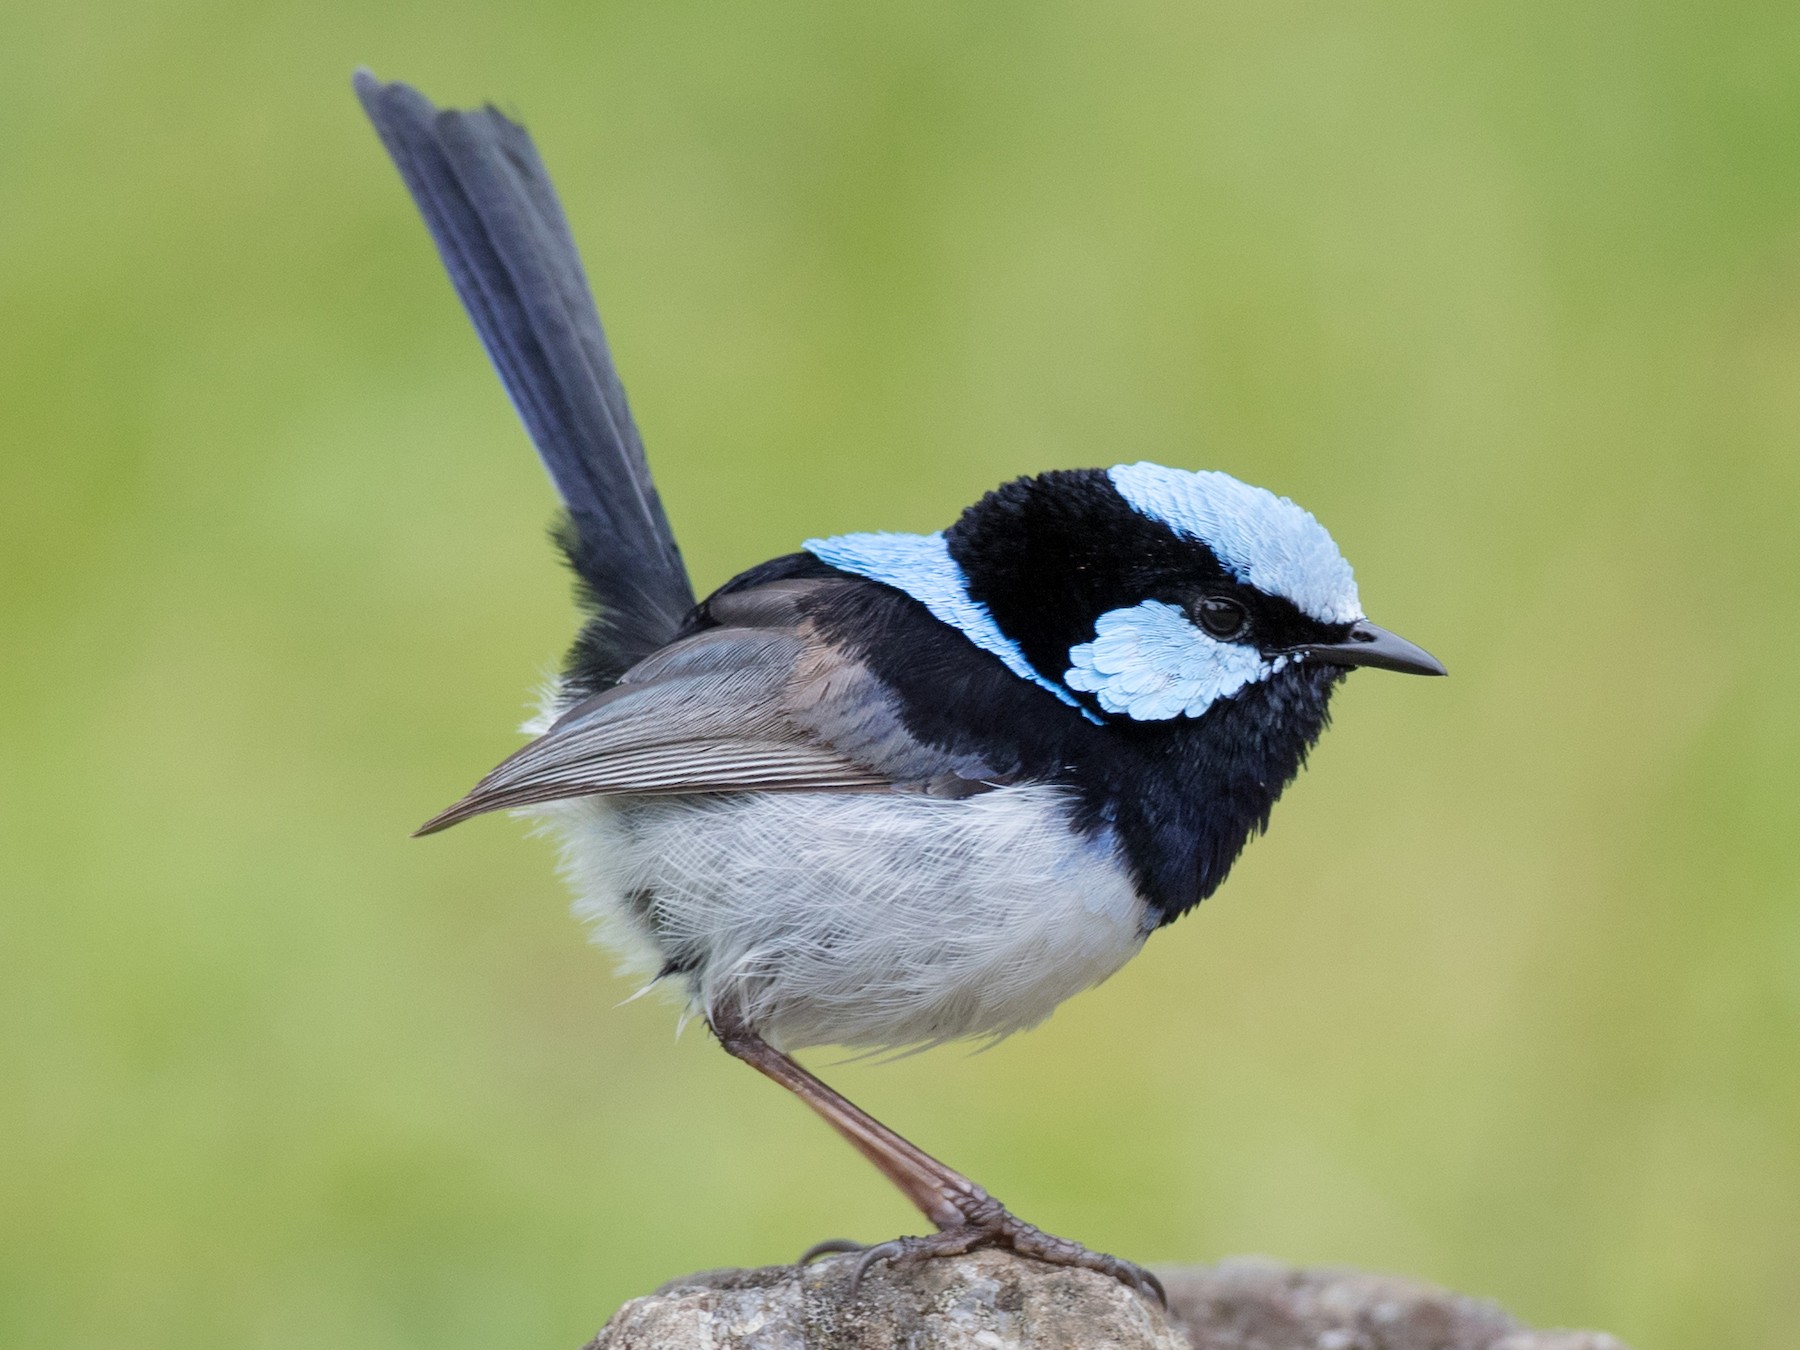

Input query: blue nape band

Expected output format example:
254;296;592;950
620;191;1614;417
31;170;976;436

803;531;1099;720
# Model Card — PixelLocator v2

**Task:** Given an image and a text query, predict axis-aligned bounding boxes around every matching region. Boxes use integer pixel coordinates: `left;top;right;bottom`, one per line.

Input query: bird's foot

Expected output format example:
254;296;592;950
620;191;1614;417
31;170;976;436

801;1197;1164;1306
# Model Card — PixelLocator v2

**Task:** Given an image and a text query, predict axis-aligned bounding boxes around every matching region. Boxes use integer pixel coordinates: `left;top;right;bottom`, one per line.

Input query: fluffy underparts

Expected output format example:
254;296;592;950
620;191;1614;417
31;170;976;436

538;785;1151;1053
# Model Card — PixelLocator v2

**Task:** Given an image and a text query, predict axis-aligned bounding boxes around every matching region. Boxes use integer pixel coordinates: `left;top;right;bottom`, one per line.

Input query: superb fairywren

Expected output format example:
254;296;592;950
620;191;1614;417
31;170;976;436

356;71;1445;1301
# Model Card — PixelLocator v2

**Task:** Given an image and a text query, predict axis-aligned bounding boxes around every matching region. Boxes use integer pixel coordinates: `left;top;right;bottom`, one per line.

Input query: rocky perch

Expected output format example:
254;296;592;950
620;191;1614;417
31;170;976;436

586;1251;1631;1349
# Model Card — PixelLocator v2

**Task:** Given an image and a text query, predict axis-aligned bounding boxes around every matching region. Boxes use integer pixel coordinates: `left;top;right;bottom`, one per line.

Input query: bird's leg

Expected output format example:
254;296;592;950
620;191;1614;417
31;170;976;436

711;1012;974;1228
709;1010;1164;1304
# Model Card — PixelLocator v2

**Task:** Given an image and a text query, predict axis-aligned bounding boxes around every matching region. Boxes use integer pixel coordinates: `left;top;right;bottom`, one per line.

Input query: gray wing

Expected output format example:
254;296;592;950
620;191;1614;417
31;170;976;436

416;579;1006;835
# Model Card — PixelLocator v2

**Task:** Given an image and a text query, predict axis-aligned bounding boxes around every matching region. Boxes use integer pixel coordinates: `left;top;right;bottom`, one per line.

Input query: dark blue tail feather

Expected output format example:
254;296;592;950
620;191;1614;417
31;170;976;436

355;70;694;680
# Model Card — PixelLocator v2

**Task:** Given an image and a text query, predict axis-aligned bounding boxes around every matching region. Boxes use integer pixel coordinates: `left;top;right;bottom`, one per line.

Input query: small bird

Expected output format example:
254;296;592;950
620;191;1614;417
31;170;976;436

355;71;1445;1301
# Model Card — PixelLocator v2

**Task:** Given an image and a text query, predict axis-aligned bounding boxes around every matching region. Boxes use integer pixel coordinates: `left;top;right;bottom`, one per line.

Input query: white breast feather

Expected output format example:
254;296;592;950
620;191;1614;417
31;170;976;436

534;785;1151;1053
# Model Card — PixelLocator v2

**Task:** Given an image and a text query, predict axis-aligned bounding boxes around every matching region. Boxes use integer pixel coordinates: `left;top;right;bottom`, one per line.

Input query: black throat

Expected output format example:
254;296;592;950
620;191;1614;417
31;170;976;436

1093;660;1343;923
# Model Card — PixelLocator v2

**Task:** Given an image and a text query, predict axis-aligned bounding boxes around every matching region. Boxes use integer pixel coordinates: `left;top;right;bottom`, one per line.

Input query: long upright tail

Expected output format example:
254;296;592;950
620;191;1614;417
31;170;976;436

354;70;694;684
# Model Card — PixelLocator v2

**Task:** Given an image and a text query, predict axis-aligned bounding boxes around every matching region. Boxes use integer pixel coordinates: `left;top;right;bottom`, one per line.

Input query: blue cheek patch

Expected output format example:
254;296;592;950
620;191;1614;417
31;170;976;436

1064;600;1287;721
803;531;1101;721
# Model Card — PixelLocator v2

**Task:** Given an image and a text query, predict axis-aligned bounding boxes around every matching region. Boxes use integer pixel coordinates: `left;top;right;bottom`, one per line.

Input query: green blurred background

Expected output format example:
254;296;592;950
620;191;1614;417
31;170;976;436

4;2;1797;1346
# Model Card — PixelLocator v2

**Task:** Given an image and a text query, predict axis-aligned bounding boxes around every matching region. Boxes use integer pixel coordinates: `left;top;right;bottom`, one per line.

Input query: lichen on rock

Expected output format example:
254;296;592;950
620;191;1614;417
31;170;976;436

584;1251;1631;1350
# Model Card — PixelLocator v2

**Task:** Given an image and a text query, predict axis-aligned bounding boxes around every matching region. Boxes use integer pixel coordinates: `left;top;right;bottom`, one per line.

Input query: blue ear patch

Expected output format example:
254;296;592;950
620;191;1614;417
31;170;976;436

804;530;1100;720
1109;462;1361;624
1065;600;1287;720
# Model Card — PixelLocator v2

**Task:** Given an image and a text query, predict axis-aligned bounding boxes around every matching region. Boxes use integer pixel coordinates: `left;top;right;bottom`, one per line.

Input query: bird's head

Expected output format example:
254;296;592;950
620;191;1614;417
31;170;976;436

807;463;1442;727
943;463;1444;723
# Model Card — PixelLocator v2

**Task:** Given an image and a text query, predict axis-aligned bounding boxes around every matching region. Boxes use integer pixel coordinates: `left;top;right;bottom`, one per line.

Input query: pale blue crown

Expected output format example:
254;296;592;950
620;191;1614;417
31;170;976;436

1109;462;1361;625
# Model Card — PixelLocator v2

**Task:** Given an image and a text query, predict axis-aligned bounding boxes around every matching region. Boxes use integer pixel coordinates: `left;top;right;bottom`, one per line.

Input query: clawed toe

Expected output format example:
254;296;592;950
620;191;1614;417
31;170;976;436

1118;1260;1166;1305
848;1239;906;1295
1046;1248;1165;1307
832;1210;1163;1306
847;1232;981;1295
1004;1224;1164;1305
796;1237;867;1265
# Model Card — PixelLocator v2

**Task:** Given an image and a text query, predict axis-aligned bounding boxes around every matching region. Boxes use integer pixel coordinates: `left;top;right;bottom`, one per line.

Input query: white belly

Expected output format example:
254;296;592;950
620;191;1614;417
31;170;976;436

536;785;1153;1052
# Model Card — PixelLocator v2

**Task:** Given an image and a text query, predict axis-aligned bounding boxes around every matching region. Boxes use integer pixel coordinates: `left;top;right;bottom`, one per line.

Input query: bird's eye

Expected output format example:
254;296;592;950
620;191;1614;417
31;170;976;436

1193;596;1249;640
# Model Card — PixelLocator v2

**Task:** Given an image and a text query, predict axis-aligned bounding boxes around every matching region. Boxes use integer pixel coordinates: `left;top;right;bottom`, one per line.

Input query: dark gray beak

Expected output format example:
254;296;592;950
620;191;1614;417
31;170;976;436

1291;621;1446;677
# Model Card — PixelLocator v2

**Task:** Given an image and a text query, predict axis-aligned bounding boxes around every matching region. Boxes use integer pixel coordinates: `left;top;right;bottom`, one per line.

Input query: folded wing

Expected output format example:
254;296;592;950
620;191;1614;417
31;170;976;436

416;579;1004;834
